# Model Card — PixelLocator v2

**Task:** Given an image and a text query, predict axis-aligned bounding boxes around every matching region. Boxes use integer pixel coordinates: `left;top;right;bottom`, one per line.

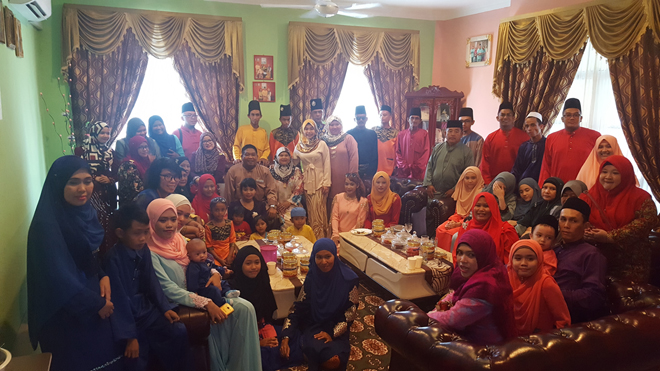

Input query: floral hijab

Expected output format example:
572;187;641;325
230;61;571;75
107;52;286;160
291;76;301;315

296;119;321;153
270;147;296;183
322;115;347;147
193;132;221;174
82;121;113;174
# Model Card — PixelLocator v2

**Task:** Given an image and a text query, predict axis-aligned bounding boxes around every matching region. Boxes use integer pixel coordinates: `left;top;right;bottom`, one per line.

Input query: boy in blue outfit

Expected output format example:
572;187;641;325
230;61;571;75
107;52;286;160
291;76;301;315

185;238;233;306
104;204;189;371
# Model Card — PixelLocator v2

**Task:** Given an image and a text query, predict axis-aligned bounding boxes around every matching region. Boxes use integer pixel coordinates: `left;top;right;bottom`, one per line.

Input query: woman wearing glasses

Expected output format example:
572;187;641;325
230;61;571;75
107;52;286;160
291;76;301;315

134;158;182;210
117;135;154;206
175;102;204;159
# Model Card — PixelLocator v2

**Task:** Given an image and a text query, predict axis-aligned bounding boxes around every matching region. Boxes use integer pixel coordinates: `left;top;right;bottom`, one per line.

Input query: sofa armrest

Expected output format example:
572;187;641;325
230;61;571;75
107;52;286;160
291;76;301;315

400;186;427;225
178;306;211;345
426;197;456;238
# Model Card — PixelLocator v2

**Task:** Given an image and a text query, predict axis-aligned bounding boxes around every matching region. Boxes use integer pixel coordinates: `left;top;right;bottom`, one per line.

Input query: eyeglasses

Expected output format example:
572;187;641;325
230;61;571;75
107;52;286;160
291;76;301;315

202;140;214;144
183;114;198;118
563;113;581;119
160;174;181;182
138;145;149;150
355;117;368;121
498;113;514;118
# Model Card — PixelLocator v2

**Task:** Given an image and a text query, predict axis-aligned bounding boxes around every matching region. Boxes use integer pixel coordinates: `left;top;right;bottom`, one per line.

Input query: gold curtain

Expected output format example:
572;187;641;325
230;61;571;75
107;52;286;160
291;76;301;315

288;22;420;89
62;4;245;90
609;30;660;202
494;0;660;97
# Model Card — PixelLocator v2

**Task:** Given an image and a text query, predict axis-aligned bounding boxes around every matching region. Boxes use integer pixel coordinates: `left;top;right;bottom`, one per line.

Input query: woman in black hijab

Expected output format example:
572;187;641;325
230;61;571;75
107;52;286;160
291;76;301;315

27;156;123;371
230;246;303;371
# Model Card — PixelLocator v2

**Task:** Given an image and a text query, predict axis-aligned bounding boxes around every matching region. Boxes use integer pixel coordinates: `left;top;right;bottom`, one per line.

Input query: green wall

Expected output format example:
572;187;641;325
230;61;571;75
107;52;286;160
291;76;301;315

0;12;46;352
37;0;436;164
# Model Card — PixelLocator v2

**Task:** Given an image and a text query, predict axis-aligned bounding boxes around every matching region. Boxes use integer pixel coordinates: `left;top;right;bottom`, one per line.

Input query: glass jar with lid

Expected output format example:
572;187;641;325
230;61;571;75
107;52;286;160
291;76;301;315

282;251;298;278
422;240;435;261
406;232;421;257
299;255;310;274
372;219;386;237
381;229;395;246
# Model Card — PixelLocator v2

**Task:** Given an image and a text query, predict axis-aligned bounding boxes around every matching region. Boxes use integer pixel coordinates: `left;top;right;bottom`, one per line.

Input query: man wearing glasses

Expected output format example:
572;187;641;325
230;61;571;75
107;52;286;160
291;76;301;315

539;98;601;184
479;102;529;183
458;107;484;167
346;105;379;180
174;102;203;159
511;112;546;183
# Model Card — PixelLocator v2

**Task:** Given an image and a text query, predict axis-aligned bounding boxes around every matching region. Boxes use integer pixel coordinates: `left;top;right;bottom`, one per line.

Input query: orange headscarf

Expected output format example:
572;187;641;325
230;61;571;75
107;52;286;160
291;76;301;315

147;199;190;267
507;240;571;335
452;166;484;217
370;171;397;216
576;135;629;189
458;192;519;264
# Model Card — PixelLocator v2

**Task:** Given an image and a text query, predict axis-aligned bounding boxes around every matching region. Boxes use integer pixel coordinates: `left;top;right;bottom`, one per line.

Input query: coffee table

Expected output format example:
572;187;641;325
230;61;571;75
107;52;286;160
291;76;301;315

339;232;453;300
236;236;313;319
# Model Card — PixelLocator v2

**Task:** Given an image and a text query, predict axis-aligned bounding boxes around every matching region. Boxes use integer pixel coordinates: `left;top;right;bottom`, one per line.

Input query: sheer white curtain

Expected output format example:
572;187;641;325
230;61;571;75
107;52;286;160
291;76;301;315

550;40;656;204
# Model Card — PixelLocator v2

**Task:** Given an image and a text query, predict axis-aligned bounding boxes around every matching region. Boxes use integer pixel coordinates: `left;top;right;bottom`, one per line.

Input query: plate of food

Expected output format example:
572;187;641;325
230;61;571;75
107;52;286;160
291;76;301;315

351;228;372;236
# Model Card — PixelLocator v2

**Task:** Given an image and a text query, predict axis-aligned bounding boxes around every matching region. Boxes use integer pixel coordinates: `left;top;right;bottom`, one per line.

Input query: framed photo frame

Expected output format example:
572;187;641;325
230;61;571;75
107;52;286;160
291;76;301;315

253;82;275;102
466;34;492;68
14;17;22;57
254;55;273;80
0;1;5;45
4;6;15;50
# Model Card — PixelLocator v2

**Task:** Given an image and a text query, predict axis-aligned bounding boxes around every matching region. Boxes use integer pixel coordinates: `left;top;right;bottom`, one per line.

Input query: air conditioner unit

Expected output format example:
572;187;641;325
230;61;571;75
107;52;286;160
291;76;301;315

8;0;51;29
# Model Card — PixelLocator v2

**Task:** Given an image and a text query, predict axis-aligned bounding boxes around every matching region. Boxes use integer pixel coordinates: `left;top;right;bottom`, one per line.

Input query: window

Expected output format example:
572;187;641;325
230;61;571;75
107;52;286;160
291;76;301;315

112;55;191;147
333;63;380;130
551;40;656;204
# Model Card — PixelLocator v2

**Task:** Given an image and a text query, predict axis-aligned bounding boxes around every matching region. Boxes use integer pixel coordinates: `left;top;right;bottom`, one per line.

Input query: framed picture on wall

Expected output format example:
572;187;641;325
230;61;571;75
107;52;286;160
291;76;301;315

14;17;22;57
254;55;273;80
4;6;15;50
253;82;276;102
466;34;492;68
0;1;5;45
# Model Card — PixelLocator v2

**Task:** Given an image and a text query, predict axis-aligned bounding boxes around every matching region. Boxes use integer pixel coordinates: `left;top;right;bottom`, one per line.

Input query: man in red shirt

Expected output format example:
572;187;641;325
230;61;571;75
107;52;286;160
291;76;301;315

539;98;601;184
174;102;203;159
479;102;529;183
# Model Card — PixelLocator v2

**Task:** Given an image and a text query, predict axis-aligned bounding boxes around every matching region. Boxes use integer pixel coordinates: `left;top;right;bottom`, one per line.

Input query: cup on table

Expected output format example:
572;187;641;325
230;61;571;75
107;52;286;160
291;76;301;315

414;256;423;269
267;261;277;275
407;257;416;270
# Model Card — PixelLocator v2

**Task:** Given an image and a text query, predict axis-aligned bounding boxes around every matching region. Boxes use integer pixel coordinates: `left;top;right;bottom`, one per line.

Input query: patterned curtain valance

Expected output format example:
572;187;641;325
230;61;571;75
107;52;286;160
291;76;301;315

288;22;420;89
493;0;660;97
62;4;245;90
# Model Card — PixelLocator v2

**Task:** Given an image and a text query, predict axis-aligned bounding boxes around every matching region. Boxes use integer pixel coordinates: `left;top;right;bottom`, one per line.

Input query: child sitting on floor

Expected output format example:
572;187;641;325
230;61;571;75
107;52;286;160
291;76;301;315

285;207;317;243
205;197;237;266
230;204;251;241
249;215;269;240
531;215;560;276
104;204;189;371
185;238;235;307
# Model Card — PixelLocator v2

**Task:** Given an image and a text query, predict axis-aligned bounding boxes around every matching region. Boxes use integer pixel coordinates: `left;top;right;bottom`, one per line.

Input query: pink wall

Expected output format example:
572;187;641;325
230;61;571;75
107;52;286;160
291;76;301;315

433;0;592;135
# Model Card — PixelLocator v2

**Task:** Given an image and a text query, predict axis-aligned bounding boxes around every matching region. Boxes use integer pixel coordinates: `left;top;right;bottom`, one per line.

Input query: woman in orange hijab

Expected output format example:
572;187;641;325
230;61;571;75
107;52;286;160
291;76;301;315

365;171;401;228
457;192;518;264
581;155;658;283
508;240;571;335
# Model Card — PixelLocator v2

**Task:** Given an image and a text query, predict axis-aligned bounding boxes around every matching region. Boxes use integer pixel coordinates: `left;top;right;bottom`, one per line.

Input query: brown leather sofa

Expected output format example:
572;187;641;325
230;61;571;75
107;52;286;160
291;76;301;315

177;307;211;371
375;278;660;371
396;182;456;237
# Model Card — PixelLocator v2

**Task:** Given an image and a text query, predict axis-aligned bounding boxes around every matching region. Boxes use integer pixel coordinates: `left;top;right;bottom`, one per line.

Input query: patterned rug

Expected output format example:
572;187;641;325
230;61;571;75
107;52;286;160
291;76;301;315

281;283;391;371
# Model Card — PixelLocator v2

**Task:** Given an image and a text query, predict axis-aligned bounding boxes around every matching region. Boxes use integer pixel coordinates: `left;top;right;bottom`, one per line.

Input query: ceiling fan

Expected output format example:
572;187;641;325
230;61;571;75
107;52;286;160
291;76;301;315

260;1;381;19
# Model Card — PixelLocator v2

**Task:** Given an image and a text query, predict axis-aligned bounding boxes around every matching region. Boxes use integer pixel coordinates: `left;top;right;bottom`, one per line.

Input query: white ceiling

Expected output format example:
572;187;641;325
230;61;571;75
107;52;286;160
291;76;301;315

205;0;512;21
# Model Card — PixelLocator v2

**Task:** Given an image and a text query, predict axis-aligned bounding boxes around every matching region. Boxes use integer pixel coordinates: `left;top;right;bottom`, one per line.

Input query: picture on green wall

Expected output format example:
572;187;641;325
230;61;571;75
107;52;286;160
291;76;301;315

14;16;22;57
0;1;4;45
253;82;275;102
254;55;273;80
3;6;15;50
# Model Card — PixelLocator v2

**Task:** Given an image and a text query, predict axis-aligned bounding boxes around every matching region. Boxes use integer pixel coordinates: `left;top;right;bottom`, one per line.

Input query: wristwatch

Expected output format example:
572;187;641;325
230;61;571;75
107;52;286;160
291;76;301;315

269;204;277;209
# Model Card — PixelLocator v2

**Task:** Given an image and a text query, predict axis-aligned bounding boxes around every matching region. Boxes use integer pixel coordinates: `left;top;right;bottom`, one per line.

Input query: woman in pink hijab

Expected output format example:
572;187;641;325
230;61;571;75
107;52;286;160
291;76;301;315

146;199;262;370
